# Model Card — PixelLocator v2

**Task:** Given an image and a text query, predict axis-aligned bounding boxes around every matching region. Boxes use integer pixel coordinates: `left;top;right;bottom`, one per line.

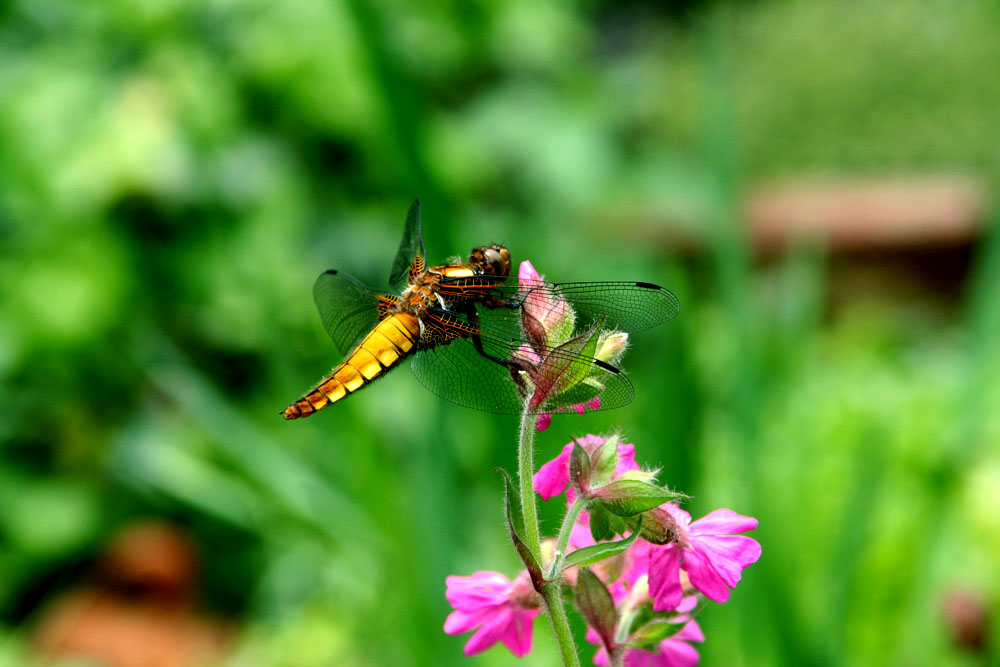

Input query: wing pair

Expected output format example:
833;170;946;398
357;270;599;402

312;200;679;414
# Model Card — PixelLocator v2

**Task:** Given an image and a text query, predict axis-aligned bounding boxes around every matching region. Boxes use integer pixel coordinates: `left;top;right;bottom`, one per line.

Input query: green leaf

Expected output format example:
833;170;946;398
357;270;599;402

498;468;544;590
595;479;681;517
589;502;613;541
575;568;618;651
569;439;592;494
563;516;642;570
495;468;525;540
590;503;626;542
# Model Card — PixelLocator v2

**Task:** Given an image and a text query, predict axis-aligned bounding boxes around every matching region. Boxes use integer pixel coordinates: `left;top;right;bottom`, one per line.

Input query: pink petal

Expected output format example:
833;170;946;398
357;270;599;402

578;433;607;448
676;596;698;614
615;443;639;475
620;620;704;667
533;442;573;499
674;620;704;644
660;503;693;528
519;260;541;283
682;535;760;603
535;412;552;431
514;344;542;365
688;509;758;537
498;608;539;657
622;538;652;587
445;572;512;609
444;609;487;635
593;647;611;667
654;637;701;667
586;396;601;410
569;521;596;549
623;649;665;667
463;605;515;656
647;545;683;611
693;534;762;579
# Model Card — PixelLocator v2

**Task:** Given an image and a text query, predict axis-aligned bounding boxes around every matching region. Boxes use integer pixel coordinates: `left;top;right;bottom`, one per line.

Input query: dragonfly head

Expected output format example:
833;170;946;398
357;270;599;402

469;244;511;279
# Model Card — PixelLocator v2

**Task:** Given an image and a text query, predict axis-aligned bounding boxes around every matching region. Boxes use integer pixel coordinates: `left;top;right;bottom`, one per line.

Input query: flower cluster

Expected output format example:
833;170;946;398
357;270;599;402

511;261;629;431
445;433;761;664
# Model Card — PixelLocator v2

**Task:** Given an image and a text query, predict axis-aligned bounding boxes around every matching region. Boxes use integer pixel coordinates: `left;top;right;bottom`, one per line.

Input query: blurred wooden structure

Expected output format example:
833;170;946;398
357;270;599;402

745;176;989;252
30;522;232;667
744;175;991;307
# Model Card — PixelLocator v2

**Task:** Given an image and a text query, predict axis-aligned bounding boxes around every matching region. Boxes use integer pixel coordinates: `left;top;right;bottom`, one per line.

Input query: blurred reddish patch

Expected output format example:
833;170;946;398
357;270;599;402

940;588;991;654
30;522;233;667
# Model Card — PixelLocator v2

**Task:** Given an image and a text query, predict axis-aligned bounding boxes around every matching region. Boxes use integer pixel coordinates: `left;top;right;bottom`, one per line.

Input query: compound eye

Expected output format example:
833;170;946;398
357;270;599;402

483;248;504;274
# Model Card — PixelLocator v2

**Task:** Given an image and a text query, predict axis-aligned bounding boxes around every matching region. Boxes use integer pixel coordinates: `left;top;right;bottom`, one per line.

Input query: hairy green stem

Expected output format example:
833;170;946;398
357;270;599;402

518;408;542;557
541;583;582;667
547;494;588;580
518;408;580;666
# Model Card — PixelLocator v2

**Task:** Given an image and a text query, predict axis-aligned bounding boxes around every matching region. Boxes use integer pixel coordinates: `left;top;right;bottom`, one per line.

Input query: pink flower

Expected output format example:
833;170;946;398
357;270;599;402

518;260;574;345
444;571;541;657
592;620;705;667
533;434;638;501
645;505;761;611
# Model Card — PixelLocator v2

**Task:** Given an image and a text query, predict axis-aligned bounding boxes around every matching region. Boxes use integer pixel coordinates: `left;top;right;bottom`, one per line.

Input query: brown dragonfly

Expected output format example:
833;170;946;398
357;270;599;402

282;201;678;419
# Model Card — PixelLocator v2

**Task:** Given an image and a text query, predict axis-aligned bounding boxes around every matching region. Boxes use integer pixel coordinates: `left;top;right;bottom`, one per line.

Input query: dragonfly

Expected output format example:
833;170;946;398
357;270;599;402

282;201;679;420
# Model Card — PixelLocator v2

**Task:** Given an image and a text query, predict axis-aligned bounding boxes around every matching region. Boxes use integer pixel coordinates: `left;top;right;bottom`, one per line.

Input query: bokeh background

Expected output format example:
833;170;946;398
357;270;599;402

2;0;999;665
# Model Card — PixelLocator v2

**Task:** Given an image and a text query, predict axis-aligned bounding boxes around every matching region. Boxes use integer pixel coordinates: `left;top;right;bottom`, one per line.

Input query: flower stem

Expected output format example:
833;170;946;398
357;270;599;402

518;408;580;667
547;494;588;580
541;583;582;667
517;407;542;557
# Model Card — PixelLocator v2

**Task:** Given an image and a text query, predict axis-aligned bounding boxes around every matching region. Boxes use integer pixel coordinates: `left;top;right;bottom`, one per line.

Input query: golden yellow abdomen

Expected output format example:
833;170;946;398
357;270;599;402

282;313;420;419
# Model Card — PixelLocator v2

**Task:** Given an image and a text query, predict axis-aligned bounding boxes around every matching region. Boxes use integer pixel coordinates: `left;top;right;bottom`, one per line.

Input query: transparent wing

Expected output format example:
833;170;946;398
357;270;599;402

312;269;393;357
410;304;634;415
388;199;426;290
437;277;680;333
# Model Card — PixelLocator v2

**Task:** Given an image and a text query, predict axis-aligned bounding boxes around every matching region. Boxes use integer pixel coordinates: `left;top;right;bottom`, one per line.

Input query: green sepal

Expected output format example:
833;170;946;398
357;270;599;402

626;619;690;650
530;317;604;411
575;568;618;652
546;297;576;348
545;376;603;409
626;513;673;545
569;439;592;495
589;503;627;542
563;516;643;570
589;434;621;486
596;480;683;517
552;317;603;396
497;468;545;591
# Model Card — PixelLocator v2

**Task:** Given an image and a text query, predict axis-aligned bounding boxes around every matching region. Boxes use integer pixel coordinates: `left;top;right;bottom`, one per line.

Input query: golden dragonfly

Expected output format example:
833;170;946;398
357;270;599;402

282;201;679;419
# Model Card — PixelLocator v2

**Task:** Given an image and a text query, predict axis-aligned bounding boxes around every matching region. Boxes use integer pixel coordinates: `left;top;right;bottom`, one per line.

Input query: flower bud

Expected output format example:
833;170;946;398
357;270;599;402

596;331;629;366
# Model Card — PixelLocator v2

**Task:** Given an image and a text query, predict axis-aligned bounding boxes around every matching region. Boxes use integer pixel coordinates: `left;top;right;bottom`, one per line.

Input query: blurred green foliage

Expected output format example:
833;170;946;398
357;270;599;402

1;0;999;665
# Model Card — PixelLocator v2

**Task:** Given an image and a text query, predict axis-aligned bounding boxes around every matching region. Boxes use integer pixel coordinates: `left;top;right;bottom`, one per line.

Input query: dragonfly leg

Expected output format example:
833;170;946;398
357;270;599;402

482;292;526;309
469;331;525;371
460;305;531;373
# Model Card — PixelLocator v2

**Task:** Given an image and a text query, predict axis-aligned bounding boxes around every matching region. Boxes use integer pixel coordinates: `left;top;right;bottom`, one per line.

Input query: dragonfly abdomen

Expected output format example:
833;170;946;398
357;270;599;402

282;313;420;419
